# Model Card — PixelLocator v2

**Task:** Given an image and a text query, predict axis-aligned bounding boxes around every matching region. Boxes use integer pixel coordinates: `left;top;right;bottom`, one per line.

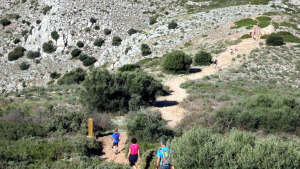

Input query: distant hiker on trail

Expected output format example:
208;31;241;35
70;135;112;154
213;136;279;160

212;59;218;69
127;138;140;169
112;129;120;155
156;140;175;169
235;46;238;52
250;31;252;36
253;35;256;40
230;49;233;55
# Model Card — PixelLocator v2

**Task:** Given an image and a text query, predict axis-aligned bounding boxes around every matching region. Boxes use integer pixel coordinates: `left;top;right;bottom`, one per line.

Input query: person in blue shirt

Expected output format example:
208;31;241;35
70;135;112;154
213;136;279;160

156;140;175;169
112;129;120;155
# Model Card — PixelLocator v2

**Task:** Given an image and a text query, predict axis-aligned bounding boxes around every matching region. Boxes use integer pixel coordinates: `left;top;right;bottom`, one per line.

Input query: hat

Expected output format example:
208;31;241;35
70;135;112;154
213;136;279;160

160;139;166;145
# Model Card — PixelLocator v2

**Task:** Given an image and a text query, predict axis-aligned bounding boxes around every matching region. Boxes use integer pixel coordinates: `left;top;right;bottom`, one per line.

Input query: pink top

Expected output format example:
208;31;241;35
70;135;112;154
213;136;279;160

129;144;139;155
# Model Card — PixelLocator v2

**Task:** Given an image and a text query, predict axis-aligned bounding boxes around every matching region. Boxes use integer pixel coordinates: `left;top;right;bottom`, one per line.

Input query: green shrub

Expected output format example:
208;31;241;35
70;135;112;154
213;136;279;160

13;38;21;44
162;50;192;74
19;62;30;70
42;5;52;15
104;28;111;35
51;31;59;41
112;36;122;46
36;19;41;24
79;54;88;61
94;25;100;30
258;21;270;28
171;127;300;169
266;33;284;46
90;17;97;24
128;28;138;36
76;41;84;48
194;51;212;66
277;31;300;43
0;18;11;26
240;34;252;39
168;20;178;29
42;41;56;53
83;57;97;66
256;16;271;22
50;72;61;79
57;68;86;85
141;44;151;56
118;64;140;72
231;18;258;29
213;95;300;134
81;69;163;112
149;16;158;25
94;38;105;47
85;27;90;32
27;50;40;59
71;49;81;57
126;111;174;142
8;46;26;61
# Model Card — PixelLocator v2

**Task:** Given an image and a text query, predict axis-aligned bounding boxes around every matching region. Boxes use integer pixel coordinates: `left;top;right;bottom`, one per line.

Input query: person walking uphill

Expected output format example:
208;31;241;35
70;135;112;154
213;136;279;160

156;140;175;169
127;138;140;169
112;129;120;155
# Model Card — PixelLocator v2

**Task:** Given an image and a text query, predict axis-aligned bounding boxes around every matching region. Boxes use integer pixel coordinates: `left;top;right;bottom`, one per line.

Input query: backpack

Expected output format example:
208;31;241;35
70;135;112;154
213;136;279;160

160;148;172;166
114;133;120;141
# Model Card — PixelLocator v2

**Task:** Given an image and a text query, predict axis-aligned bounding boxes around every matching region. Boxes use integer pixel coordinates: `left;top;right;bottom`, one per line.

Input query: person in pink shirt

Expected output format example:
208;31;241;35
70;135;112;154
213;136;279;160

127;138;140;169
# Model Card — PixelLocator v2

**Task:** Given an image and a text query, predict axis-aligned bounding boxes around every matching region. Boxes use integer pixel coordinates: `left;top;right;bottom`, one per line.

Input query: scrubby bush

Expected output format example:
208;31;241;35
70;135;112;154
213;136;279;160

36;19;41;24
128;28;138;36
51;31;59;41
94;25;100;30
42;41;56;53
42;5;52;15
71;49;81;57
240;34;252;39
112;36;122;46
213;95;300;134
8;46;26;61
104;28;111;35
83;57;97;66
13;38;20;44
0;18;11;26
50;72;61;79
141;44;151;56
19;62;30;70
79;54;88;61
27;50;40;59
118;64;140;72
171;127;300;169
94;38;105;47
266;33;284;46
57;68;86;85
81;69;164;112
162;50;192;74
126;111;174;142
194;51;212;66
168;20;178;29
90;17;97;24
76;41;84;48
149;16;157;25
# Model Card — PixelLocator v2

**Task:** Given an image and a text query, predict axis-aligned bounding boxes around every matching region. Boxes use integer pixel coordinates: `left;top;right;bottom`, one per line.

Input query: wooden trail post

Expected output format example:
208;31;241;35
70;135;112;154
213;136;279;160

88;118;93;138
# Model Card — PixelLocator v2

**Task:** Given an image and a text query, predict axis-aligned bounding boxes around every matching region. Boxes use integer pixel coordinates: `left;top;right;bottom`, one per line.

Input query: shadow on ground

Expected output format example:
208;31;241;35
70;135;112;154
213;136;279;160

190;68;202;73
154;100;179;107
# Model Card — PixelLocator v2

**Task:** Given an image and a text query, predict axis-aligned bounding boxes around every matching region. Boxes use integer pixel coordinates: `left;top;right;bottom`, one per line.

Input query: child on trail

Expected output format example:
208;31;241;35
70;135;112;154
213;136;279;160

112;129;120;155
155;140;175;169
127;138;140;169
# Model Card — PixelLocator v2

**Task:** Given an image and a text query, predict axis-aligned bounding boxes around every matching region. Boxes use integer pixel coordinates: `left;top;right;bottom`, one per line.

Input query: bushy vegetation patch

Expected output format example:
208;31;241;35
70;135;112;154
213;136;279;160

50;72;61;79
42;5;52;15
82;57;97;66
90;17;97;24
280;21;299;30
27;50;40;59
149;15;158;25
240;34;252;39
76;41;84;48
126;111;174;142
81;69;163;112
128;28;138;36
71;49;81;57
194;51;212;66
57;68;86;85
79;54;88;61
51;31;59;41
112;36;122;46
118;64;140;72
104;28;111;35
277;31;300;43
8;46;26;61
0;18;11;26
19;62;30;70
171;127;300;169
162;50;192;74
168;20;178;29
231;18;257;29
266;33;284;46
42;41;56;53
141;44;151;56
258;21;270;28
256;16;271;22
13;38;21;44
94;38;105;47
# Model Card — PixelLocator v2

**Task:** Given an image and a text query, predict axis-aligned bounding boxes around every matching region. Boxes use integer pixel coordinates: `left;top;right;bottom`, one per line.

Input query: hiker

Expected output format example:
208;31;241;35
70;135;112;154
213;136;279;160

112;129;120;155
235;46;238;51
213;59;218;69
250;31;252;36
230;49;233;55
127;138;140;169
155;140;175;169
253;35;256;40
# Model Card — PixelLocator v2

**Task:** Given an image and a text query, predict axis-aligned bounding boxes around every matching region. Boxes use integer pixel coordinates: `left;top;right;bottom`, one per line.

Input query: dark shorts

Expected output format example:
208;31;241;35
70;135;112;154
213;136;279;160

129;154;138;166
159;166;170;169
113;143;118;147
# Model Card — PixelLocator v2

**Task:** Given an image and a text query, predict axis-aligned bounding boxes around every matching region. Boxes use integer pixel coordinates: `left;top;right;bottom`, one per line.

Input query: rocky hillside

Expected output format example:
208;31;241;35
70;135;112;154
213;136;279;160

0;0;299;92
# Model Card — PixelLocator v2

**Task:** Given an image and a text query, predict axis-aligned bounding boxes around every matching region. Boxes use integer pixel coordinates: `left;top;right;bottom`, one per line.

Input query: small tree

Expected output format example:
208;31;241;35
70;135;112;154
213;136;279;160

163;50;192;74
94;25;100;30
13;38;20;44
51;31;59;41
94;38;105;47
19;62;30;70
27;51;41;59
71;49;81;57
90;17;97;24
42;6;52;15
42;41;56;53
266;33;284;46
118;64;140;72
104;28;111;35
50;72;61;79
76;41;84;48
112;36;122;46
79;54;88;61
194;51;212;66
128;28;138;36
0;18;11;27
168;20;178;29
57;68;86;85
83;57;97;66
141;44;151;56
8;46;26;61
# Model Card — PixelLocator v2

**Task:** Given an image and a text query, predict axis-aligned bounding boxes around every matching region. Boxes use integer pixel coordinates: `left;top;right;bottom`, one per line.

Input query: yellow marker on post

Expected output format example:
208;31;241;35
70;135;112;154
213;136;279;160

88;118;93;138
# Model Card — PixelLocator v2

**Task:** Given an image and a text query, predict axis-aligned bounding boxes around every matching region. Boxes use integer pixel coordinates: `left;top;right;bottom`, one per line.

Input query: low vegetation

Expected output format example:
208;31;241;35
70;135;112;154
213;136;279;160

163;50;192;74
71;49;81;57
42;41;56;53
112;36;122;46
94;38;105;47
57;68;86;85
231;18;257;29
51;31;59;41
118;64;141;72
82;57;97;66
27;51;40;59
266;33;284;46
76;41;84;48
0;18;11;26
194;51;212;66
141;44;151;56
19;62;30;70
8;46;26;61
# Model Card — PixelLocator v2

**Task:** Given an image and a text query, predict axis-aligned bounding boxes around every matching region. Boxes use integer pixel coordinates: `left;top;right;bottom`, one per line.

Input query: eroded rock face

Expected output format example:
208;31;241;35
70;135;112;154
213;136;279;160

0;0;277;92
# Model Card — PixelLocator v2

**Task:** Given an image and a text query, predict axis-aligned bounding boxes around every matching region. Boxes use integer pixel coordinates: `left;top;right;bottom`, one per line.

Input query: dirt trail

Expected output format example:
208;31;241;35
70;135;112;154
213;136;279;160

98;132;129;165
156;25;275;127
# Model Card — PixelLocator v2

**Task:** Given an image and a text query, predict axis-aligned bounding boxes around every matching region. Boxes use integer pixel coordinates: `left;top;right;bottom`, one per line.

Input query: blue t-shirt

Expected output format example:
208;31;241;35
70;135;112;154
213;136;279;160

156;147;170;166
112;133;120;143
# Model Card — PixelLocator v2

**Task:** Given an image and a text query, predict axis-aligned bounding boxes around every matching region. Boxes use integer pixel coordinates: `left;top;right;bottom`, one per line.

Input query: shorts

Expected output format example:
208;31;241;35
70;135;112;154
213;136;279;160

159;166;170;169
113;143;118;147
129;154;138;166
